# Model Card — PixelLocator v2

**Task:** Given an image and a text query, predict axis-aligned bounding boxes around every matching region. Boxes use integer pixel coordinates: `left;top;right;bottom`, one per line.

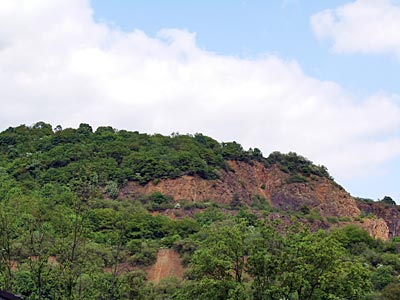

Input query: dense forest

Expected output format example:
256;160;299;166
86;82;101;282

0;122;399;299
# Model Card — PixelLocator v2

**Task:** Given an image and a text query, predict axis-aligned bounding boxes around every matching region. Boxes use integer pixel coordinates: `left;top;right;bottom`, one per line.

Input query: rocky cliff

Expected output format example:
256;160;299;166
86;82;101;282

121;160;392;240
356;200;400;239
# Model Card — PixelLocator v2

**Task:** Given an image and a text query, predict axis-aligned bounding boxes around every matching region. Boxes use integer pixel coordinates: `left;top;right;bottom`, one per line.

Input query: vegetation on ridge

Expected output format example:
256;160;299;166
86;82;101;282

0;122;332;190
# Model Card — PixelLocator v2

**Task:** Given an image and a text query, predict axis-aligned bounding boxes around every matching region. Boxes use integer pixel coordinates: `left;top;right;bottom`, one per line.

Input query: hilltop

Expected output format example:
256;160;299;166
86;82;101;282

1;122;395;238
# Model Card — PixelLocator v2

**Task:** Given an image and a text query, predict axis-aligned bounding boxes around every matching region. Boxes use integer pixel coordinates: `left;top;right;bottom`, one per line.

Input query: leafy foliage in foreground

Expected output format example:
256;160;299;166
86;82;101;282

187;221;372;300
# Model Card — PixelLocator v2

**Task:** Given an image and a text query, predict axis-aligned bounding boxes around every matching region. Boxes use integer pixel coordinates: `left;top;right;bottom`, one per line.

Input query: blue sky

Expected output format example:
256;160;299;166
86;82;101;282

92;0;400;94
90;0;400;201
1;0;400;202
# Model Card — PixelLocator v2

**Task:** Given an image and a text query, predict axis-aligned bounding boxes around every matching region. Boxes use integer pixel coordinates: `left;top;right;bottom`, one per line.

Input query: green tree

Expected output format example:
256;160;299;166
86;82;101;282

381;282;400;300
247;226;371;300
0;202;17;291
17;197;55;300
189;221;251;300
381;196;396;206
371;265;394;290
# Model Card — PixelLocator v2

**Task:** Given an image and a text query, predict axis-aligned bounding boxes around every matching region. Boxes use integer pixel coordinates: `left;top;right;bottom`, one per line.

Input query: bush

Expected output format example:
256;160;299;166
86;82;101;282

194;207;225;227
381;196;396;206
382;282;400;300
332;225;376;255
265;151;331;179
372;265;395;290
230;193;243;209
128;240;159;266
300;205;310;215
286;174;308;184
139;192;175;211
173;238;199;266
327;216;339;224
251;195;272;211
104;180;119;199
305;209;323;222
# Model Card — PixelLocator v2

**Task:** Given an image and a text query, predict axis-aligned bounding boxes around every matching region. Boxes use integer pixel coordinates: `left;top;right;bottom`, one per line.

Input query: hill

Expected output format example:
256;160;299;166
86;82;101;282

0;122;399;299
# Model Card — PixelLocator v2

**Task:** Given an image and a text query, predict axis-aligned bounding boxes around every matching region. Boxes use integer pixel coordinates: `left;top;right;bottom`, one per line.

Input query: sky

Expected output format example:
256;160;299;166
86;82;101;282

1;0;400;202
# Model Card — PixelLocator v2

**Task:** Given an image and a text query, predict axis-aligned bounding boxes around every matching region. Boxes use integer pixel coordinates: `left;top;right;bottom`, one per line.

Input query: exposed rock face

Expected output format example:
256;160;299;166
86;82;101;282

121;161;360;218
358;218;390;240
120;160;396;239
356;201;400;239
269;179;360;218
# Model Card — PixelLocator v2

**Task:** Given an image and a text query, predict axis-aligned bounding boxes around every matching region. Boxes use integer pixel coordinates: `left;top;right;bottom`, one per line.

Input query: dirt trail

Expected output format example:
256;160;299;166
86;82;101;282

147;249;184;283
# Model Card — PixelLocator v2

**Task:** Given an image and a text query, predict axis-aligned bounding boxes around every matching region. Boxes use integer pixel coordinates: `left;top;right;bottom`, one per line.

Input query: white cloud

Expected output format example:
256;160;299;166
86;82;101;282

311;0;400;57
1;0;400;182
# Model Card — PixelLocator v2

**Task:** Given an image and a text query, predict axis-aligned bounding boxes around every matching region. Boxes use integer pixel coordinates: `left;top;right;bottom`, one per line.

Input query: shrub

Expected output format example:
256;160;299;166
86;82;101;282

381;196;396;206
327;216;339;224
104;180;119;199
128;240;159;266
139;192;174;211
286;174;308;184
230;193;243;209
305;209;323;222
251;195;272;211
300;205;310;215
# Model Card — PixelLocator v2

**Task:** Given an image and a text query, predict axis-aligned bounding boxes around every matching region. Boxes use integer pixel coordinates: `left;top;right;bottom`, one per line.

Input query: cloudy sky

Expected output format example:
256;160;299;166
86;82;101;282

1;0;400;201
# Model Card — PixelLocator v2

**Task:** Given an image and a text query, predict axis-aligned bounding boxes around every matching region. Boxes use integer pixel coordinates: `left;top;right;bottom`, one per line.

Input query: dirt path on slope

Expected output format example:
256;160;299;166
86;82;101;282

146;249;184;283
